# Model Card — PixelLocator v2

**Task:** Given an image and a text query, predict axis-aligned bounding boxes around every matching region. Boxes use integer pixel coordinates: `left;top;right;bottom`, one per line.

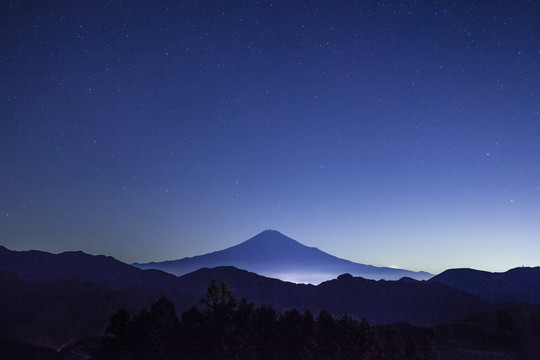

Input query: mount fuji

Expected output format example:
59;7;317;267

133;230;432;283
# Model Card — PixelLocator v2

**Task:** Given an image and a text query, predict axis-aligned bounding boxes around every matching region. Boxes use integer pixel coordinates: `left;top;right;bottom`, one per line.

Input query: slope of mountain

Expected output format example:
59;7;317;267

133;230;432;283
0;270;174;349
429;266;540;305
0;246;199;348
0;245;180;291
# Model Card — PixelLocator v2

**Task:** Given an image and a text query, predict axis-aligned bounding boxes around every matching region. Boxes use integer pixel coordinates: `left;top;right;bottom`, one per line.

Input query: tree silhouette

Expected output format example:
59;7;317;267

201;279;237;314
279;308;311;356
357;317;381;360
200;280;239;357
252;303;279;358
179;305;207;356
148;296;179;355
231;297;256;357
102;281;402;360
106;308;130;339
381;327;405;360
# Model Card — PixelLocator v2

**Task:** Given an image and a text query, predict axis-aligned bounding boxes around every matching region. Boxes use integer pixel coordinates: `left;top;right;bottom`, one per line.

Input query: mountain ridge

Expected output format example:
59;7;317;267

1;243;538;351
174;265;492;326
429;266;540;305
0;244;181;291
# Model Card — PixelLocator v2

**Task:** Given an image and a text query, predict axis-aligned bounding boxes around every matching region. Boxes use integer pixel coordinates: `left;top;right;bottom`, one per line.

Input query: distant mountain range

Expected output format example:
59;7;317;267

2;234;540;354
0;244;485;349
429;266;540;305
133;229;433;283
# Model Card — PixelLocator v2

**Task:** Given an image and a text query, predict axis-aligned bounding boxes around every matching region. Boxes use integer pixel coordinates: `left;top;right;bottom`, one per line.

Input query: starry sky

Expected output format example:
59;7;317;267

1;1;540;275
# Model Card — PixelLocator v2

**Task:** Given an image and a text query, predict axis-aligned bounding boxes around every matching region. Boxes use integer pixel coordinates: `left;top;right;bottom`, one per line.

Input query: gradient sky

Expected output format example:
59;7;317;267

1;1;539;275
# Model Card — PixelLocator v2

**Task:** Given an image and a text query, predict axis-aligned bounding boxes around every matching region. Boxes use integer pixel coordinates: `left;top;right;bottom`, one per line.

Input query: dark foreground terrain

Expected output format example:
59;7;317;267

2;246;540;359
2;282;540;360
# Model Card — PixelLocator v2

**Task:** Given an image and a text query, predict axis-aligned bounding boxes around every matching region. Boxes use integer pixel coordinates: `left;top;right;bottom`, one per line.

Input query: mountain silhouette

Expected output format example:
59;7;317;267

133;230;432;283
175;266;492;326
0;245;180;292
0;244;485;349
0;246;198;348
429;266;540;305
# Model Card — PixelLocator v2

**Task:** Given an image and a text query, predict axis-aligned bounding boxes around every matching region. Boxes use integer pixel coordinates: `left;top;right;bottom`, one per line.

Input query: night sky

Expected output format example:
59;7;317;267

1;1;540;275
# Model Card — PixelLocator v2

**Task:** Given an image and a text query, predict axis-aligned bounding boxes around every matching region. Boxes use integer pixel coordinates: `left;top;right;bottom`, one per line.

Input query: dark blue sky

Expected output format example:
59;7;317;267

1;1;539;274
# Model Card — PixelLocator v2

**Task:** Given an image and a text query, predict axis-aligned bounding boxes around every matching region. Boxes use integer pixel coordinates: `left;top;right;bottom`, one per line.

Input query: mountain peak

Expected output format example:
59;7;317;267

231;230;317;257
243;229;299;244
253;229;290;239
134;230;432;283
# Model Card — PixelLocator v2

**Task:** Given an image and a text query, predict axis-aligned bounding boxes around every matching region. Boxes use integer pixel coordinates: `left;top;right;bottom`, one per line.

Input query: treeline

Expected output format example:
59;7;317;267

100;280;436;360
